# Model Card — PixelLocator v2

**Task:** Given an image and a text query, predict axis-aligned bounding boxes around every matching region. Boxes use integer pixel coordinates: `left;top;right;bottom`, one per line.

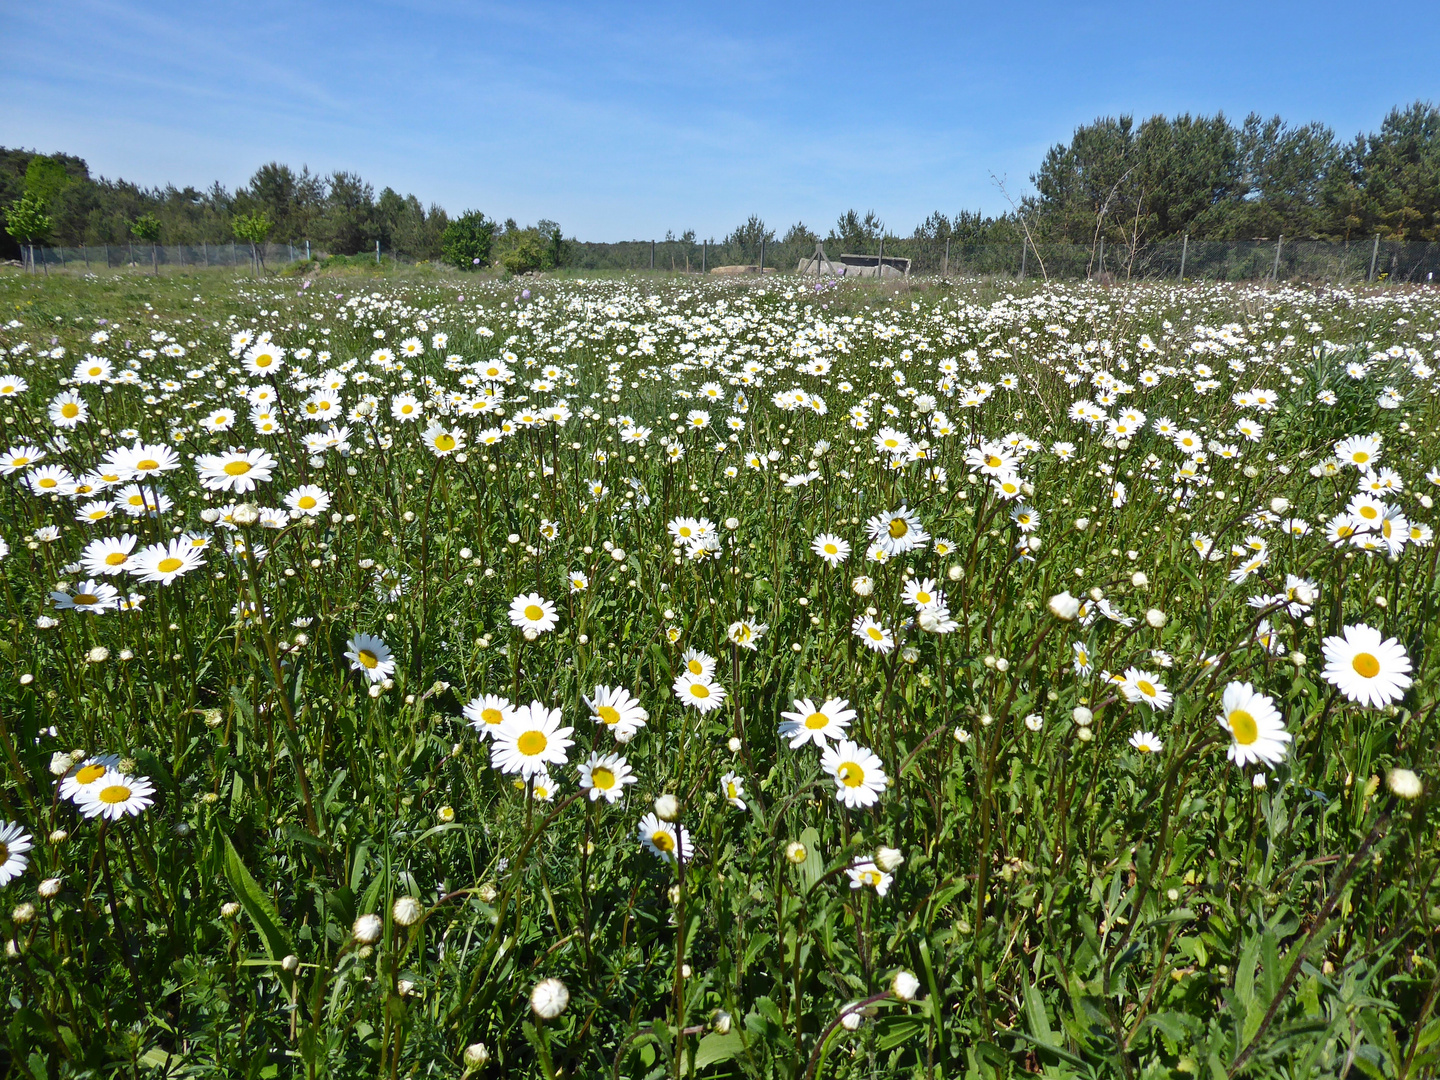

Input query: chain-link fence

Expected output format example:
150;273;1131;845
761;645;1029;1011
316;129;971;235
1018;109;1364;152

15;236;1440;285
17;241;313;273
566;236;1440;285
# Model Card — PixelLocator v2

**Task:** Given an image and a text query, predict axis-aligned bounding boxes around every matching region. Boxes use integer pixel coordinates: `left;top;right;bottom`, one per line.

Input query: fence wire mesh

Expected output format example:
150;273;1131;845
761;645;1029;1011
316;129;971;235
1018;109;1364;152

15;237;1440;285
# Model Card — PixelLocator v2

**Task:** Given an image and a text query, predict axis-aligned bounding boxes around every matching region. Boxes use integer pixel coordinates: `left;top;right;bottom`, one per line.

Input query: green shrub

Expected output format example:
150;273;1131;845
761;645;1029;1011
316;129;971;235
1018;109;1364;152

441;210;495;271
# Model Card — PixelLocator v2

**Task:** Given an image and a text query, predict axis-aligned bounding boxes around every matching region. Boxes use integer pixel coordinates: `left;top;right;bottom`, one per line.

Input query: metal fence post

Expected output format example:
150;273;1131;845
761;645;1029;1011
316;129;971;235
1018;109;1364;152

376;240;380;264
943;236;950;278
759;239;765;273
1020;239;1027;279
1271;235;1283;281
877;237;884;278
1178;234;1188;282
650;240;655;270
1368;234;1380;283
306;240;310;261
701;240;706;274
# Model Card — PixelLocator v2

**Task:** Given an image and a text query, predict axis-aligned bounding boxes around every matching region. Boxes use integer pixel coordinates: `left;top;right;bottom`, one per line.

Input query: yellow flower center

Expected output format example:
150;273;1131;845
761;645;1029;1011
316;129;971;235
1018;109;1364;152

888;518;908;538
1137;680;1156;698
62;403;79;417
651;830;674;852
591;766;615;790
1359;505;1379;519
76;764;107;784
804;712;829;730
433;434;456;451
38;477;56;488
224;460;252;476
726;782;739;799
690;683;710;699
867;627;883;641
517;730;547;756
106;552;128;566
136;459;159;471
479;707;503;726
986;454;1001;468
1352;652;1381;679
11;456;28;466
99;784;132;804
1353;451;1369;463
837;763;865;788
298;496;316;509
824;543;837;555
598;705;620;725
524;604;544;622
1228;709;1258;745
74;594;97;605
358;649;379;669
916;591;931;605
158;557;182;573
687;660;704;675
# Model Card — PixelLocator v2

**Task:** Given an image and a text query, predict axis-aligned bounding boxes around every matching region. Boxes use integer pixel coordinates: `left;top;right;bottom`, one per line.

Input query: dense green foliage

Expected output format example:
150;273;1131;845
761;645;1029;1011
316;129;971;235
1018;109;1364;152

1027;103;1440;245
441;211;497;272
5;101;1437;268
0;267;1438;1078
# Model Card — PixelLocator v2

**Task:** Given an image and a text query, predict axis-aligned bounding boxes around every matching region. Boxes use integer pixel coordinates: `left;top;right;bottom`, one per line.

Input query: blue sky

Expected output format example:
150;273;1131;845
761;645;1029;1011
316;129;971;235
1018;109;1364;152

3;1;1437;240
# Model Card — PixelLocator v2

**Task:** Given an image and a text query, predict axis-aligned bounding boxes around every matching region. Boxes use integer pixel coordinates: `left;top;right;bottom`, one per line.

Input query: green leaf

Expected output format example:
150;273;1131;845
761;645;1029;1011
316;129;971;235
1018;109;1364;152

876;1016;926;1051
1024;982;1057;1046
693;1031;744;1069
223;836;292;960
798;826;824;895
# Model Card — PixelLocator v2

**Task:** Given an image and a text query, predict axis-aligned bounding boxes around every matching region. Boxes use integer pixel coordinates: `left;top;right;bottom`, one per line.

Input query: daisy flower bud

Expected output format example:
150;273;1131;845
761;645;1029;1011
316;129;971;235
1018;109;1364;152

840;1007;863;1030
892;970;921;1001
1072;706;1093;727
463;1042;490;1068
1146;609;1166;628
281;954;299;973
875;846;905;872
852;576;874;597
392;896;423;926
1388;768;1423;800
785;841;807;864
654;794;679;821
352;914;382;943
1047;592;1080;620
221;902;240;919
38;877;62;899
530;977;569;1019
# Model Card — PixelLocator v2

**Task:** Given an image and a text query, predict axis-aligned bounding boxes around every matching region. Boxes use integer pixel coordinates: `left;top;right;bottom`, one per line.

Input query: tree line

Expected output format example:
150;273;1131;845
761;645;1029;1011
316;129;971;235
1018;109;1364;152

3;100;1436;268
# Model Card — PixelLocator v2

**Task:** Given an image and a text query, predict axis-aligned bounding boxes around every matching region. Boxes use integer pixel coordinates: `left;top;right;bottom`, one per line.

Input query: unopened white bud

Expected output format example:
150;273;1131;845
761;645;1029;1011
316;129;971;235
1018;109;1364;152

352;914;383;943
1048;591;1080;620
892;970;921;1001
530;977;570;1019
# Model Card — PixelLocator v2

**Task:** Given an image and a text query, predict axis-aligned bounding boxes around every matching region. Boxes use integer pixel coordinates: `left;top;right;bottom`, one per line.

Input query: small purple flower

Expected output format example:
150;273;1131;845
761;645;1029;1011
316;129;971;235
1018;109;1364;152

521;289;531;300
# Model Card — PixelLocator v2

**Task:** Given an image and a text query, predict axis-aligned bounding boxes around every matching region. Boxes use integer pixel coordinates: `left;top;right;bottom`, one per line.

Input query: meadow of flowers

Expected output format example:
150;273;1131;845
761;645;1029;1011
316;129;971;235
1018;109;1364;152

1;267;1439;1078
